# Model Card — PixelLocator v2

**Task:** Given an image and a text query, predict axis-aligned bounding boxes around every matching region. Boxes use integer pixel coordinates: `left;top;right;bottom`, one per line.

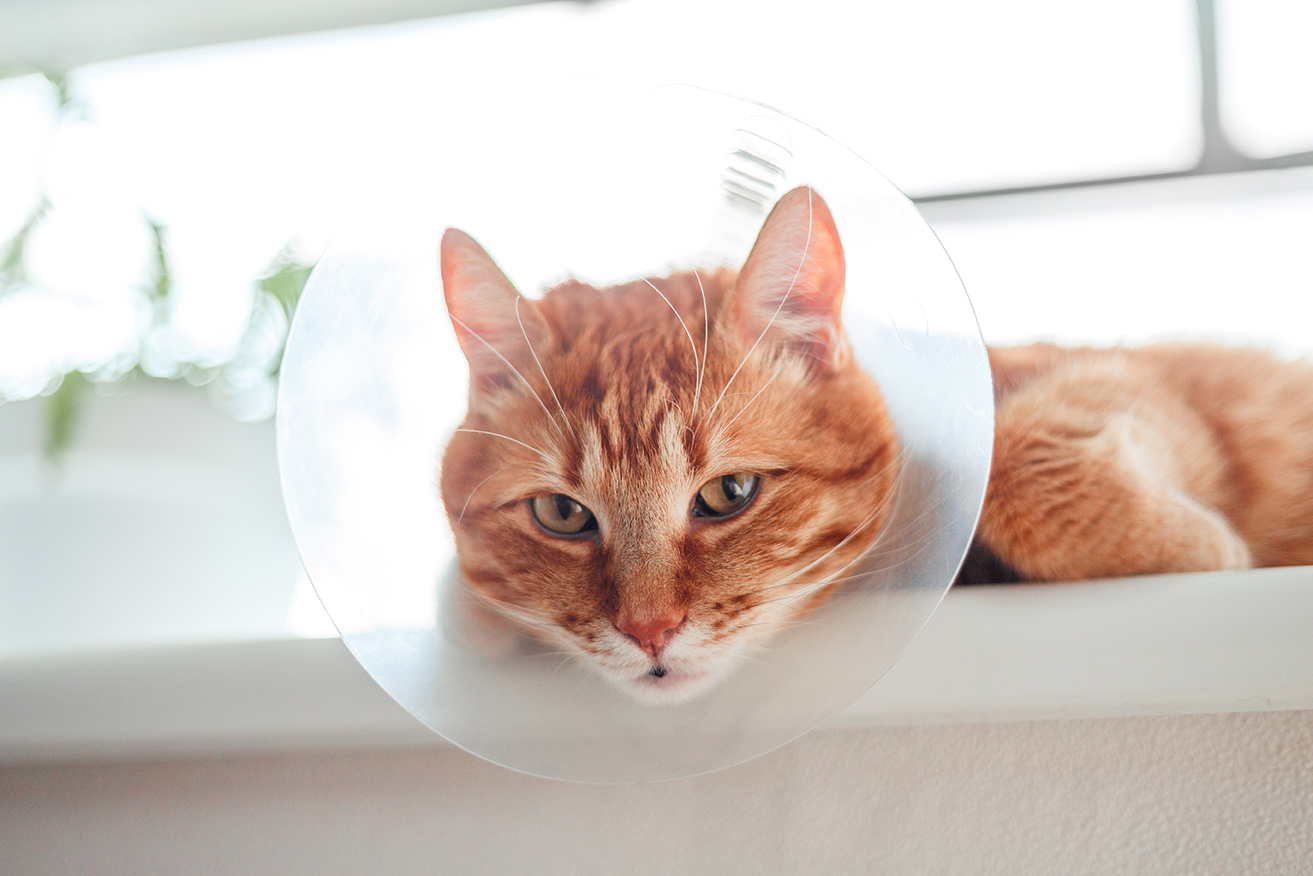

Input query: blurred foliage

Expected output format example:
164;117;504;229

31;239;314;461
42;371;85;462
145;218;172;303
26;242;314;461
0;73;64;300
0;197;48;291
44;71;77;113
259;247;313;377
0;72;316;461
1;70;316;462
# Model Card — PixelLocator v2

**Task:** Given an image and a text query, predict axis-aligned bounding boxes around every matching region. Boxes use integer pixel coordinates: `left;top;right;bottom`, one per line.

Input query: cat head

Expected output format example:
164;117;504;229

438;186;899;703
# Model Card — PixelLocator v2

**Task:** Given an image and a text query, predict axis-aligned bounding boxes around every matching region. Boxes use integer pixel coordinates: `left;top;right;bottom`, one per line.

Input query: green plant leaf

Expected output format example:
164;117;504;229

43;370;86;462
0;197;50;291
260;246;313;319
145;217;172;301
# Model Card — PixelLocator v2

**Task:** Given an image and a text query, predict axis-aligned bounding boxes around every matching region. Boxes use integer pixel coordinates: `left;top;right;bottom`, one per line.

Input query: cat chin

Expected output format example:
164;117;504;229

616;666;723;706
600;630;773;705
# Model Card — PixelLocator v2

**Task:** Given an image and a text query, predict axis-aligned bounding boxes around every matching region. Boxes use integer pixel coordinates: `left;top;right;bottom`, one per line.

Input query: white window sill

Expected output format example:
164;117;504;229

4;565;1311;764
840;564;1313;726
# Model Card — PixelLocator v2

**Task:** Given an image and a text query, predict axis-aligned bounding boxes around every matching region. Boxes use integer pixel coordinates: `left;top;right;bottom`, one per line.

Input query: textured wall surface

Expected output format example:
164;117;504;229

4;710;1311;875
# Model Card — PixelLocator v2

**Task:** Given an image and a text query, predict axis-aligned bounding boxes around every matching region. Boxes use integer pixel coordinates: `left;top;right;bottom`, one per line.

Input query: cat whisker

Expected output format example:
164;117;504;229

734;639;787;654
548;652;578;685
750;466;903;597
453;428;552;464
662;397;701;442
859;533;942;576
749;523;875;598
720;367;782;433
526;648;581;678
692;268;709;424
526;647;578;662
763;578;846;609
450;312;564;439
816;494;937;583
461;586;562;632
735;615;822;634
749;527;894;610
803;493;950;588
726;651;769;668
865;506;937;555
772;574;858;596
796;568;878;588
829;536;945;586
457;467;506;524
572;656;615;695
872;514;943;560
705;190;813;424
516;297;576;439
486;612;561;634
753;575;839;609
861;490;951;566
643;277;702;414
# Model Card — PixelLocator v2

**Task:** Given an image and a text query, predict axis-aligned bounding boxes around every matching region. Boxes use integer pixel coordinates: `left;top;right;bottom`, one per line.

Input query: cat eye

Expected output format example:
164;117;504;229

530;493;598;536
692;473;759;518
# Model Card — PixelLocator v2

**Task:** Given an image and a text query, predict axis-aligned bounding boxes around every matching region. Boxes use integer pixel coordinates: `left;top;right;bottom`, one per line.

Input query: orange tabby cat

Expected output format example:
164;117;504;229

439;187;898;701
439;186;1313;701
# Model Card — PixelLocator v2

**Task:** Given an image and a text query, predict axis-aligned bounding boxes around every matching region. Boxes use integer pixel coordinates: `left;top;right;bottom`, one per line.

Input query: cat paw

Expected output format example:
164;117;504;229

1201;512;1252;572
1160;489;1252;573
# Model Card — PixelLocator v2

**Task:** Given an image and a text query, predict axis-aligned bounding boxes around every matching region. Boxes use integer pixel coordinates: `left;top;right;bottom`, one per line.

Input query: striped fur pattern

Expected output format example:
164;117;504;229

981;343;1313;580
439;188;899;702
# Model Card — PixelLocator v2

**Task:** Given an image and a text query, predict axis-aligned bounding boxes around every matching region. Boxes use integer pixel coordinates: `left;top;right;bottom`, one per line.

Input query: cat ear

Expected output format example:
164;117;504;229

733;186;847;369
440;228;548;395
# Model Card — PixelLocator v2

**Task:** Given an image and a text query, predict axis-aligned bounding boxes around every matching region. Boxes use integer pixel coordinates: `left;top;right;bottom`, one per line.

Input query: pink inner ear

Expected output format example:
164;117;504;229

439;228;546;392
440;229;519;350
734;186;847;365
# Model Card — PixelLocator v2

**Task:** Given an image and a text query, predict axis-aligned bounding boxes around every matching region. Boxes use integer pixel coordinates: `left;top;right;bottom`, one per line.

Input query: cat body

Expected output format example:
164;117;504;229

982;343;1313;580
439;186;1313;701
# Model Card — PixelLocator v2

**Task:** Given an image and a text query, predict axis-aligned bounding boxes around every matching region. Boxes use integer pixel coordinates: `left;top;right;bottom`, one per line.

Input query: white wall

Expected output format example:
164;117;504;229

4;710;1310;875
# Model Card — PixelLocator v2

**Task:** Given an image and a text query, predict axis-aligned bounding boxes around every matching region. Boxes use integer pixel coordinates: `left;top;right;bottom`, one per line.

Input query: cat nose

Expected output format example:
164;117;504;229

615;610;687;657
